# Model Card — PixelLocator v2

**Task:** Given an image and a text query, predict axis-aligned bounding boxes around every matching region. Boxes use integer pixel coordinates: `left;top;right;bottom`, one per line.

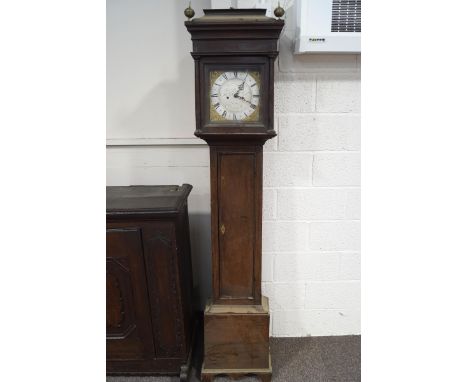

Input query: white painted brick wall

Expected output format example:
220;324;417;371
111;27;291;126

312;153;361;186
275;74;317;113
263;153;313;187
278;114;360;151
262;189;277;220
263;221;309;252
308;221;360;251
263;1;361;337
272;308;360;337
305;281;360;309
277;188;355;220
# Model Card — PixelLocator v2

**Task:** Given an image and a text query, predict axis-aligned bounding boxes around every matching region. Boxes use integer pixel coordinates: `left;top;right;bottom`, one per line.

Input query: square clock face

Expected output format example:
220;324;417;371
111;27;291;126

209;70;261;123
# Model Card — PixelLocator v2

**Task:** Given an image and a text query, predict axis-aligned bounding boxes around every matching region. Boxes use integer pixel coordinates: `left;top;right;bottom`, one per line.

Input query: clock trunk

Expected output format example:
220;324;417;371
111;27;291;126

210;145;263;305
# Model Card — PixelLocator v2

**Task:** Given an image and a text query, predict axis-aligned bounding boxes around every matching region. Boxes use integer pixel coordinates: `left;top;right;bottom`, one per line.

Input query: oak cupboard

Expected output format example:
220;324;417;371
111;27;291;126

106;184;195;381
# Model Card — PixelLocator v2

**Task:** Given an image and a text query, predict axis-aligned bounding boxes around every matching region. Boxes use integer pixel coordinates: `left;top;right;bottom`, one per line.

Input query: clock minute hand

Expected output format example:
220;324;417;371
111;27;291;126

234;79;246;96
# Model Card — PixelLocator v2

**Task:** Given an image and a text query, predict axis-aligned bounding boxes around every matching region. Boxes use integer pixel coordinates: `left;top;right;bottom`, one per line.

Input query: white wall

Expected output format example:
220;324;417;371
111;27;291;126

107;0;360;337
107;0;210;143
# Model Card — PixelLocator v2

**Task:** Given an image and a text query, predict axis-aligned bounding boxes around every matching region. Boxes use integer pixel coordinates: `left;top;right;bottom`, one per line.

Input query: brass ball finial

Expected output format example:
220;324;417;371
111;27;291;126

274;2;285;18
184;2;195;20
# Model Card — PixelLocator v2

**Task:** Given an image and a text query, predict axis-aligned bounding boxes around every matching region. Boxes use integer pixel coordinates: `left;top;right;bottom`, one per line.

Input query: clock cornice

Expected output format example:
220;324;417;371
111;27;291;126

185;9;284;57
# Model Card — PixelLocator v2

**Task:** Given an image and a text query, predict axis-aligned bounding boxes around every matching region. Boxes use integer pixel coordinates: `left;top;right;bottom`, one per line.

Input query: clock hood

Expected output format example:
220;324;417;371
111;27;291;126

185;8;284;56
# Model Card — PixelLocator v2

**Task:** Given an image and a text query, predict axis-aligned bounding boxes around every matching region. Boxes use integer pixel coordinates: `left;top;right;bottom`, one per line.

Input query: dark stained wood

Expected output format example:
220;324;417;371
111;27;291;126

218;152;255;300
202;299;272;381
106;228;155;360
203;297;271;372
204;313;269;369
201;371;271;382
106;184;192;219
210;146;263;305
106;185;196;380
185;8;283;381
142;221;185;358
107;274;122;327
186;9;283;144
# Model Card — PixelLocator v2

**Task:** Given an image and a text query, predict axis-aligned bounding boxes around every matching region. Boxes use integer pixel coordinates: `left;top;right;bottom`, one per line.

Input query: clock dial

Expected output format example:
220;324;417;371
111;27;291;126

209;71;260;122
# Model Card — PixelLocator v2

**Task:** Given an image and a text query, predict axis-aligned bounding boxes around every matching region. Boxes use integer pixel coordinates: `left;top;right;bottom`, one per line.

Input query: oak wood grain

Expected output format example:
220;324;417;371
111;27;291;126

106;185;195;379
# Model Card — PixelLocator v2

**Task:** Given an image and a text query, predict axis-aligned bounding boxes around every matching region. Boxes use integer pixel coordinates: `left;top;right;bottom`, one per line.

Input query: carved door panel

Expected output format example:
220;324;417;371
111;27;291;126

106;228;155;359
142;222;186;358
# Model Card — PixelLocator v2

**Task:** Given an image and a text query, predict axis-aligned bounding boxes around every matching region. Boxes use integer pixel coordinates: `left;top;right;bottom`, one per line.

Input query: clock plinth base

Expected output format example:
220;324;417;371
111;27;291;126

202;296;271;381
201;357;272;382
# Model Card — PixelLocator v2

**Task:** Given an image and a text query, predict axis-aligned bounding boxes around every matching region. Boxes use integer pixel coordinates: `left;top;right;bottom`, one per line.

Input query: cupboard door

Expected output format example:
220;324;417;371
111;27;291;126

106;228;155;359
142;222;186;358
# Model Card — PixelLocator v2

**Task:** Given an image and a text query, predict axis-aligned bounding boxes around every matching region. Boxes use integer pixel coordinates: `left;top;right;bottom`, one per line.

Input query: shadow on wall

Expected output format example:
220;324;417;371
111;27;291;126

187;212;212;311
122;55;196;137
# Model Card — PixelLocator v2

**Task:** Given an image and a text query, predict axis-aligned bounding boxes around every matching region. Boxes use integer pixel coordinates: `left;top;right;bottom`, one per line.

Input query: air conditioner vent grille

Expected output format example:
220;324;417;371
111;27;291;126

331;0;361;33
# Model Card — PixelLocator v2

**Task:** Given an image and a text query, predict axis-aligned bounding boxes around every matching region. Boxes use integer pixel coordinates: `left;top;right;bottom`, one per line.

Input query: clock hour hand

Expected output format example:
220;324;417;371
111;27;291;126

234;94;256;110
234;94;250;103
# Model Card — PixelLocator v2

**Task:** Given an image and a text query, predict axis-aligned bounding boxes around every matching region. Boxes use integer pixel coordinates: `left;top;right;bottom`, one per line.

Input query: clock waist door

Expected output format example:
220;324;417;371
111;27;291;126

212;146;262;305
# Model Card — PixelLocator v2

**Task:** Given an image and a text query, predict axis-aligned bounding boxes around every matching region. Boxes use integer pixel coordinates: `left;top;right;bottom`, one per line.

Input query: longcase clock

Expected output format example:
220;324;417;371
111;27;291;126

185;8;284;382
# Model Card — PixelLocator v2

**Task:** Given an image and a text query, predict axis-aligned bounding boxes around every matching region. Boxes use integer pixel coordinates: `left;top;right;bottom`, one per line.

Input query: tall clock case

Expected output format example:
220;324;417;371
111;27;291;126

186;9;284;381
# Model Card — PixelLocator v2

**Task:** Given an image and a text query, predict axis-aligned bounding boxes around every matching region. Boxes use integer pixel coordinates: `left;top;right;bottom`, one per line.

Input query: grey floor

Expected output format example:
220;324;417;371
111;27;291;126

107;336;360;382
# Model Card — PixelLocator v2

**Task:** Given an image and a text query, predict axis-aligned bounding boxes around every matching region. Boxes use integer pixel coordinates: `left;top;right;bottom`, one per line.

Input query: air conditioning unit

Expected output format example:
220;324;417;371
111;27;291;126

295;0;361;54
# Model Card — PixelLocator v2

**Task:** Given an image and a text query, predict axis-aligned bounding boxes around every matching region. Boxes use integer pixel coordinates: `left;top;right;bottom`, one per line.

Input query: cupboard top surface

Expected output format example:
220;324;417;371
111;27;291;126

107;184;192;217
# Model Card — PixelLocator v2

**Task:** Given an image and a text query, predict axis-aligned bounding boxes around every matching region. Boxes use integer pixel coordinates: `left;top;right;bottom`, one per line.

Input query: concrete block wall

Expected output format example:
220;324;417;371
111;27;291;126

263;88;361;336
261;1;361;337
